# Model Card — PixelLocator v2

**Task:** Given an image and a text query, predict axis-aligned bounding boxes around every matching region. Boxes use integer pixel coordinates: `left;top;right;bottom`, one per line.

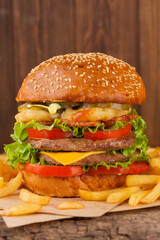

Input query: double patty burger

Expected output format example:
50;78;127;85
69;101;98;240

5;53;150;197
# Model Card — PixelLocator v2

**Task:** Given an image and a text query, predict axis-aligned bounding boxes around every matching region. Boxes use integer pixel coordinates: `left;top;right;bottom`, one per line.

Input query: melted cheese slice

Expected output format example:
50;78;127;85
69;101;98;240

40;151;106;166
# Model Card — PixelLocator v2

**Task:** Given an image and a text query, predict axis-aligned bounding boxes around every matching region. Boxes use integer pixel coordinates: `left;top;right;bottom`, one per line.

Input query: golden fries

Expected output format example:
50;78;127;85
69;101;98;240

141;182;160;204
126;175;160;187
150;158;160;169
0;172;22;198
0;154;18;182
0;177;4;188
147;158;160;175
20;189;51;206
149;158;160;175
107;187;142;204
78;188;125;201
129;190;151;207
0;203;42;216
56;201;85;210
147;147;160;158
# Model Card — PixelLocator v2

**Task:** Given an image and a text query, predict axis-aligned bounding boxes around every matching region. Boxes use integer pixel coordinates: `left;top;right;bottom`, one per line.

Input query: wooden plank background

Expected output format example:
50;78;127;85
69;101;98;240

0;0;159;152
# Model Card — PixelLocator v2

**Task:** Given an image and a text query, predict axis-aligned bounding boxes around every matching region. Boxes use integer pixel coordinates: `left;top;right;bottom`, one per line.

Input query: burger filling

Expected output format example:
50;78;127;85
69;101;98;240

4;102;150;177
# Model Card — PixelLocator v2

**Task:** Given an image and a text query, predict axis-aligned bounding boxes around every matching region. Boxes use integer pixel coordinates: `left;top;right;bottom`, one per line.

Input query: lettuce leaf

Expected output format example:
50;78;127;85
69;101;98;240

4;141;37;168
82;151;149;171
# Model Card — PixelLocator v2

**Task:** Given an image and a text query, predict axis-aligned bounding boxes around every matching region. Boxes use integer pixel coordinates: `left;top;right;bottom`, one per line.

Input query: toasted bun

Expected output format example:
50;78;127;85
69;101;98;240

23;171;126;197
16;53;145;104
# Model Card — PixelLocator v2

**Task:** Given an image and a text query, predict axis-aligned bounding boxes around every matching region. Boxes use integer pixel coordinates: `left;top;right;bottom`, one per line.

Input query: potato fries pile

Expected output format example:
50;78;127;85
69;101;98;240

0;154;52;216
79;147;160;207
0;172;51;216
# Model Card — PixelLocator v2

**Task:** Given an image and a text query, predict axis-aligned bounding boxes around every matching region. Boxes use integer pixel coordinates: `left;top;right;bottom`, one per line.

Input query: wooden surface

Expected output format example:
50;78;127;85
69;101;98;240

0;207;160;239
0;0;160;151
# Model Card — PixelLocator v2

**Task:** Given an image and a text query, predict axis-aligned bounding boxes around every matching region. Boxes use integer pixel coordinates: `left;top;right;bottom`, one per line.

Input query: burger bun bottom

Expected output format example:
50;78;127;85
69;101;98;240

22;171;126;197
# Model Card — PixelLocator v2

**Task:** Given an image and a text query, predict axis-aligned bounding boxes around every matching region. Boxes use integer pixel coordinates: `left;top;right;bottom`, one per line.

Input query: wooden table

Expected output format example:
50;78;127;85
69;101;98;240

0;207;160;240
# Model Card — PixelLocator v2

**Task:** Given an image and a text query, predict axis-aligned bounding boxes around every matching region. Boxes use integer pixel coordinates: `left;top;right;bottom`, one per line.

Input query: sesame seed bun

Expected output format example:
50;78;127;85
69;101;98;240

22;171;126;197
16;53;146;104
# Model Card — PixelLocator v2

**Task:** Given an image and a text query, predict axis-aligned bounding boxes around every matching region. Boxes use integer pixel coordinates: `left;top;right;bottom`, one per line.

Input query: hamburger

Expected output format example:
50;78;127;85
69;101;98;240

4;53;150;197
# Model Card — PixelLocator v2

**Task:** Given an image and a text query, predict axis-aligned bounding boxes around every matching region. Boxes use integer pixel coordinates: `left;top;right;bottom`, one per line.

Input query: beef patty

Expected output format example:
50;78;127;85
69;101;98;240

28;132;135;152
39;150;140;166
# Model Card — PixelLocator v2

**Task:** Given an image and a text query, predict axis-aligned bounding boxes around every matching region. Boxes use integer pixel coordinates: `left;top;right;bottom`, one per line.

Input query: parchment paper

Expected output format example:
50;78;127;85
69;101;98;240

0;190;118;227
1;191;160;228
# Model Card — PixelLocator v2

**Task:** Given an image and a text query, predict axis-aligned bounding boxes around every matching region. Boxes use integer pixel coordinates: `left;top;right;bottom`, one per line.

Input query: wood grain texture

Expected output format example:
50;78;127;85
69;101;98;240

0;0;16;152
1;207;160;239
139;0;160;146
75;0;139;66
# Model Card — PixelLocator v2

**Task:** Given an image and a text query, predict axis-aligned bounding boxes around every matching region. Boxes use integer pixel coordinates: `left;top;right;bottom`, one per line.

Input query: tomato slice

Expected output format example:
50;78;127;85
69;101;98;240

25;161;149;177
87;161;149;175
25;163;84;177
84;123;131;140
27;128;73;140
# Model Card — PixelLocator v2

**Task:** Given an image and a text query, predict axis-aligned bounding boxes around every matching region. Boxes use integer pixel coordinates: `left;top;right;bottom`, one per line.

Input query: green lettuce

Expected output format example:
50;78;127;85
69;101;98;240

4;141;37;168
11;119;122;140
4;112;150;168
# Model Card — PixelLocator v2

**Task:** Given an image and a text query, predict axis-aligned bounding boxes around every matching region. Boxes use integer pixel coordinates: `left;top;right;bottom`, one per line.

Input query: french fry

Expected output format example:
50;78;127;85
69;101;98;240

107;186;142;204
126;175;160;187
0;177;4;188
0;172;22;198
0;154;18;181
20;189;51;206
147;147;160;158
150;158;160;169
129;190;151;207
56;201;85;210
146;158;160;175
78;187;125;201
141;182;160;204
0;203;42;216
